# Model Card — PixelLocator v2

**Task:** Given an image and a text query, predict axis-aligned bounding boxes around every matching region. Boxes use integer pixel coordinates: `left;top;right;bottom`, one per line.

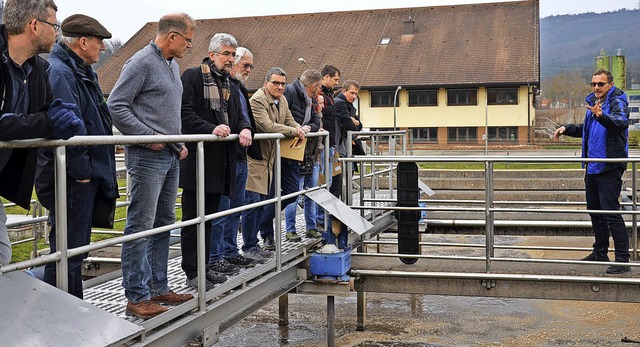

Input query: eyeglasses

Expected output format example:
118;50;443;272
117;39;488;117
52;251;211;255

213;50;236;58
170;31;192;43
36;19;60;31
269;80;287;87
590;82;609;88
241;62;254;70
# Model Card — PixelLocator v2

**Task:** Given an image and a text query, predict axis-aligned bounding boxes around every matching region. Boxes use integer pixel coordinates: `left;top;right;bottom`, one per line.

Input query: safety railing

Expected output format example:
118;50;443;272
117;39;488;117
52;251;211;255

341;154;640;284
0;130;332;316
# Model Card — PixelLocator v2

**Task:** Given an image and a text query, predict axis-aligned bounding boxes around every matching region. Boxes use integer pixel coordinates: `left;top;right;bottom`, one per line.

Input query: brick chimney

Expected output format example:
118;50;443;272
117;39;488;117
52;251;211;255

403;16;415;36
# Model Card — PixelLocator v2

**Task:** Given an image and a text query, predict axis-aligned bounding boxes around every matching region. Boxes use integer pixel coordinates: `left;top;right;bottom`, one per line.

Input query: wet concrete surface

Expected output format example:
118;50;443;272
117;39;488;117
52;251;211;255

217;234;640;346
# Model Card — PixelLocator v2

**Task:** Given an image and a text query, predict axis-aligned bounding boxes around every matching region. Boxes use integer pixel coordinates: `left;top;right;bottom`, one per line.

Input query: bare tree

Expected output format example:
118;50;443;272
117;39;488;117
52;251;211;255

94;39;123;69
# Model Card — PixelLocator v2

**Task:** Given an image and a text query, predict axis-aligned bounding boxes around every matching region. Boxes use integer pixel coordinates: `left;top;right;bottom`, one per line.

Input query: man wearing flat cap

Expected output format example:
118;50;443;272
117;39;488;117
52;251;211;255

35;14;119;299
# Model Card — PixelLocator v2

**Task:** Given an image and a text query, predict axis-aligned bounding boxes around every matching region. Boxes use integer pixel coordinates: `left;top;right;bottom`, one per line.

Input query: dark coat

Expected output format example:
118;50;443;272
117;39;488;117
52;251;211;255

179;65;251;197
335;92;363;156
35;43;119;213
0;25;54;209
229;76;262;161
320;84;338;146
284;79;322;161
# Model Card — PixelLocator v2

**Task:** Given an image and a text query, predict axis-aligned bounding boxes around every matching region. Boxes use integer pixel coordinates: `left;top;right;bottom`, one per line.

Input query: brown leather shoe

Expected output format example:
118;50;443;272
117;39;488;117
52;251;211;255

150;290;193;305
126;300;168;319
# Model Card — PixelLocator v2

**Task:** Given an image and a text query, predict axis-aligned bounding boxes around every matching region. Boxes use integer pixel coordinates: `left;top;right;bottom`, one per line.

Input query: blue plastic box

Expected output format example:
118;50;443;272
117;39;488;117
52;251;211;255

310;250;351;278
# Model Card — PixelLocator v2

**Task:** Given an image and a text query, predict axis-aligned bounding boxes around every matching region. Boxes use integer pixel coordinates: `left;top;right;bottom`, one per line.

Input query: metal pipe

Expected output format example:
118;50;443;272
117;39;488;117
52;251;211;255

197;142;207;312
275;139;282;272
485;161;494;272
633;162;638;260
346;131;353;207
350;269;640;285
327;295;336;347
54;146;69;292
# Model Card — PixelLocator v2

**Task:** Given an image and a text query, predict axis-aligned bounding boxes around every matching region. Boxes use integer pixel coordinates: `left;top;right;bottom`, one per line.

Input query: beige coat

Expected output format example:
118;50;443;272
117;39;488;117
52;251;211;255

246;86;300;195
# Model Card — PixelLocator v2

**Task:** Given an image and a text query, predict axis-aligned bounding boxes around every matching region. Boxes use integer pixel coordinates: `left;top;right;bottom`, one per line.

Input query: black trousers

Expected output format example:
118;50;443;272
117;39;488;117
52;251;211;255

180;190;221;279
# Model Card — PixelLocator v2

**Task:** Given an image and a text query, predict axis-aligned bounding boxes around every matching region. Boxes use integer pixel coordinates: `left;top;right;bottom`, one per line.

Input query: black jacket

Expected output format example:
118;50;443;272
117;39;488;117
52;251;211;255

229;76;262;161
320;84;338;146
0;25;54;208
284;79;321;132
335;92;363;156
179;64;251;197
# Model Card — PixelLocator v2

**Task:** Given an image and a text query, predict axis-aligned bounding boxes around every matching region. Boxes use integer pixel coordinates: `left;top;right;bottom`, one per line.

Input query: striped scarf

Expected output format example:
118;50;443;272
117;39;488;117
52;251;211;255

200;59;229;125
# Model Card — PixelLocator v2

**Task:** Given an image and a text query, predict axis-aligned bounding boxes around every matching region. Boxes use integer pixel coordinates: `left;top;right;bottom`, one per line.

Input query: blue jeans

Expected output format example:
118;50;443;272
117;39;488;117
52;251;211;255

258;159;300;240
285;163;319;232
44;180;98;299
585;167;629;262
210;160;247;260
242;190;266;252
316;147;335;225
121;146;179;303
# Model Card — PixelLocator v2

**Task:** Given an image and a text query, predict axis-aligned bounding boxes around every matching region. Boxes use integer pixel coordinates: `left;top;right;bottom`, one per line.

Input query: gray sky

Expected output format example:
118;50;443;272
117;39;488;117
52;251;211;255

50;0;639;42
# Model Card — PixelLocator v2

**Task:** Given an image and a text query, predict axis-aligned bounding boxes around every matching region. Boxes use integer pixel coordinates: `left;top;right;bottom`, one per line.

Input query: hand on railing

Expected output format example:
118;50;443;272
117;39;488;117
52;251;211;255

48;99;83;140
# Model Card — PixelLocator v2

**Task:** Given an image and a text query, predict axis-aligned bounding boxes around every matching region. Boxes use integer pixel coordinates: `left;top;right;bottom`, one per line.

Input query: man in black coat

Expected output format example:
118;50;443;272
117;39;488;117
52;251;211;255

0;0;82;265
210;47;266;265
180;33;252;290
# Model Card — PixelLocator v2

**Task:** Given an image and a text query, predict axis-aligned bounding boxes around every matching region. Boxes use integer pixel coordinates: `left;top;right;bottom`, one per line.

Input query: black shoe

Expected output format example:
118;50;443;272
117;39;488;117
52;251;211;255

581;253;610;262
263;236;275;251
606;265;631;274
225;254;256;268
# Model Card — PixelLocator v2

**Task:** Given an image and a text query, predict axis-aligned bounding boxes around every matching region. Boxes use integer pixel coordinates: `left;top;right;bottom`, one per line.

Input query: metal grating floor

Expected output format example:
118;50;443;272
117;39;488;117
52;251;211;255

83;191;394;324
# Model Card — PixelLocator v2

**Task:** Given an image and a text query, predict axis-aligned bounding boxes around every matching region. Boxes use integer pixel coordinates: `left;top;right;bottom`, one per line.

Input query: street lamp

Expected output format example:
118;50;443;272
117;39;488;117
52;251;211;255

393;86;402;130
298;57;310;69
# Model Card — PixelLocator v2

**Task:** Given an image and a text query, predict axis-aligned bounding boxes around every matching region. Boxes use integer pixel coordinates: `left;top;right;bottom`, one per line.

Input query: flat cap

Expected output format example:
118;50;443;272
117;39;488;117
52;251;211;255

61;14;112;39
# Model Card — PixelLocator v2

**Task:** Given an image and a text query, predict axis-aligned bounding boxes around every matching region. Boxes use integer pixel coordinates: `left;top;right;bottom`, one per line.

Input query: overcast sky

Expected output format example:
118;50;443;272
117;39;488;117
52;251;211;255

49;0;639;42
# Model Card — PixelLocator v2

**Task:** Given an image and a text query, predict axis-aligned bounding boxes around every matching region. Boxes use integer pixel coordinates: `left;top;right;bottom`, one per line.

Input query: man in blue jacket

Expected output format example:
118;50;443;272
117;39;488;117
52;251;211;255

35;14;119;299
0;0;82;266
554;69;630;274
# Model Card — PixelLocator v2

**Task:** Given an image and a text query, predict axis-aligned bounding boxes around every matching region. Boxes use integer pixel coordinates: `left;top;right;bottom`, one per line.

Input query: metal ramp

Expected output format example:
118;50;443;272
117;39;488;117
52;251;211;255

0;271;141;346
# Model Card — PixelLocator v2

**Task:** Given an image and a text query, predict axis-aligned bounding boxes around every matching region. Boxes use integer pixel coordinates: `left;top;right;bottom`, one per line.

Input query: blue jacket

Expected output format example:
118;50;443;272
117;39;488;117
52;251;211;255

0;25;54;209
35;43;118;210
563;86;629;174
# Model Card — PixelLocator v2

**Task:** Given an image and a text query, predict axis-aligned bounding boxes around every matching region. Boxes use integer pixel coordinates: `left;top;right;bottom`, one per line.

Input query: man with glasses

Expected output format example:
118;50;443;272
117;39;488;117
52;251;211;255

108;13;195;319
282;69;323;242
210;46;266;265
35;14;118;299
0;0;82;266
553;68;631;274
243;67;306;259
179;33;253;290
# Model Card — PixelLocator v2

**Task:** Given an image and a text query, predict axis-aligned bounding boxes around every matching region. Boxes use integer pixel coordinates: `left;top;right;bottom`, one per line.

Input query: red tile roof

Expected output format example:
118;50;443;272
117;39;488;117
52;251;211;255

97;1;539;93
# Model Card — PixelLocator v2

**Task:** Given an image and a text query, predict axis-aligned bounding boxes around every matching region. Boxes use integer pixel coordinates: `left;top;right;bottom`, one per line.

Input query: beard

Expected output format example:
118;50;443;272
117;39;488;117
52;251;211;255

34;35;55;55
233;70;249;82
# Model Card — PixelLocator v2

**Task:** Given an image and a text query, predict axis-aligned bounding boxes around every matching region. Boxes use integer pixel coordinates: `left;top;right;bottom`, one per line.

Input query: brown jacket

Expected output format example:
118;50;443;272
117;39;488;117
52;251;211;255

246;86;300;195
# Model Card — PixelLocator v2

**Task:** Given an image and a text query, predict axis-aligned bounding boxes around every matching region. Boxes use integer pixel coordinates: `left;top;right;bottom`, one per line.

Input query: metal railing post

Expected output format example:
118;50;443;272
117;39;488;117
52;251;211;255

54;146;69;292
485;160;495;274
633;162;638;260
275;139;282;272
324;133;330;229
196;141;207;311
346;131;354;207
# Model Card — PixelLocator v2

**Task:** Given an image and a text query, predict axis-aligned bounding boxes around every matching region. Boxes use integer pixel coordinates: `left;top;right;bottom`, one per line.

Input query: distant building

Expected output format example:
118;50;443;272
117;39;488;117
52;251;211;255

98;0;540;145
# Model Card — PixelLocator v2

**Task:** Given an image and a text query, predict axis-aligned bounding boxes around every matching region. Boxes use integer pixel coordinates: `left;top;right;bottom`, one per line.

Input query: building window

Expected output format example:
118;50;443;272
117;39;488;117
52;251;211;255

447;89;477;106
370;91;398;107
412;128;438;142
448;127;477;142
488;88;518;105
487;127;518;141
409;90;438;106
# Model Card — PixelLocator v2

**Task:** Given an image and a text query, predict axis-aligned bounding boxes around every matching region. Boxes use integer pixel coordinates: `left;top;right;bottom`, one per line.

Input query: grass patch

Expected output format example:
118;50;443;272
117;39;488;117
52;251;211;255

7;179;183;264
